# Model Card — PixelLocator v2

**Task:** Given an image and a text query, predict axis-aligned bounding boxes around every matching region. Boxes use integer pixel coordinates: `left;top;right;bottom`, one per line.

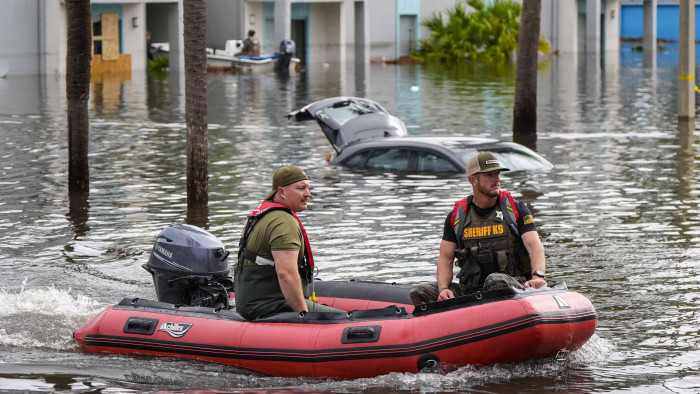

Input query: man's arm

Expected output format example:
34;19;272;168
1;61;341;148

521;231;547;288
436;240;457;300
272;249;309;312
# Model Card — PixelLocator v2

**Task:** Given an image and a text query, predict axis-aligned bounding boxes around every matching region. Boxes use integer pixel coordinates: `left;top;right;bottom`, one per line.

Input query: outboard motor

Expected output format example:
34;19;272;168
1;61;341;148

143;224;233;309
276;39;296;72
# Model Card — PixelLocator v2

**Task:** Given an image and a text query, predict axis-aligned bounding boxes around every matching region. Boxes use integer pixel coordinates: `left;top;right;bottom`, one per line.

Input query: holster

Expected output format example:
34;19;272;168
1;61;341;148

456;258;481;294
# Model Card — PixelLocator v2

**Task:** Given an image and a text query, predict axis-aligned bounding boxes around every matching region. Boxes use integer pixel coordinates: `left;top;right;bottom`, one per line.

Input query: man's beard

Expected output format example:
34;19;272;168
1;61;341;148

477;181;500;198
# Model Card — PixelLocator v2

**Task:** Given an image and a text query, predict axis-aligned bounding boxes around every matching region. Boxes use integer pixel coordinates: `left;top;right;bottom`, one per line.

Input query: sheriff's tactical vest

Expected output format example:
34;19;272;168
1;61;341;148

451;191;531;286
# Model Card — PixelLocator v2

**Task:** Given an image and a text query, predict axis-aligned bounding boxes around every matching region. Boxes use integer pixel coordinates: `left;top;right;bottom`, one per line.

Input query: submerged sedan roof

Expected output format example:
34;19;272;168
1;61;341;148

287;97;407;152
334;136;553;173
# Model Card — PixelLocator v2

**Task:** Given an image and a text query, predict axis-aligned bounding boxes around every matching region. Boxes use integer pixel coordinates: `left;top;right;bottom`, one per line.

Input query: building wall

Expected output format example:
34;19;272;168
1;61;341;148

621;3;700;40
206;0;243;50
541;0;578;55
309;2;342;63
368;0;397;59
0;0;41;75
42;0;67;75
147;3;173;43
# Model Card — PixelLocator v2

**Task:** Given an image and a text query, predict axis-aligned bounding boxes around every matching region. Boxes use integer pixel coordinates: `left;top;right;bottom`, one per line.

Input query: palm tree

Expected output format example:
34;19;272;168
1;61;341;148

512;0;541;146
183;0;209;224
65;0;92;195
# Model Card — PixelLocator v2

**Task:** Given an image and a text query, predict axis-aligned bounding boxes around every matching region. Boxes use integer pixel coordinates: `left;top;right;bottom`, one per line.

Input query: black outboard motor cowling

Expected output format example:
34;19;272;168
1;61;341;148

276;39;295;72
143;224;233;308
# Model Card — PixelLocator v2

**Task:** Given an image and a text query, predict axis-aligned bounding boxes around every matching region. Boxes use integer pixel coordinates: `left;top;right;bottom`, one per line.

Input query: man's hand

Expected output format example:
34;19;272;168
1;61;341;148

436;240;457;301
524;277;547;288
437;287;455;301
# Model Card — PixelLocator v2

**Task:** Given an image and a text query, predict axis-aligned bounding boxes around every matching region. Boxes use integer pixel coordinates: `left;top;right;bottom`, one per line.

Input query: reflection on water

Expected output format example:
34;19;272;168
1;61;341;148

1;48;700;392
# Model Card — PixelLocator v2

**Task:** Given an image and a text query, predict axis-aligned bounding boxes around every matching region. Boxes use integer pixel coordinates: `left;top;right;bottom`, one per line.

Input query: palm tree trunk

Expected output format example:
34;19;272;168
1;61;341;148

183;0;209;215
512;0;541;146
66;0;92;195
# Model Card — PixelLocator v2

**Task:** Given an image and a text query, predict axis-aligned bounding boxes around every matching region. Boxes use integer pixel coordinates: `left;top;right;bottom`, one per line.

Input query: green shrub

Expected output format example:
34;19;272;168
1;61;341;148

413;0;550;65
147;53;169;72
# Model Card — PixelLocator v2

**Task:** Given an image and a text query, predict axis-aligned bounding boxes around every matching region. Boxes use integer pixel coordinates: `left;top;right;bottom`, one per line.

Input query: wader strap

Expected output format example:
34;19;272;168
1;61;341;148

241;248;275;266
237;216;258;273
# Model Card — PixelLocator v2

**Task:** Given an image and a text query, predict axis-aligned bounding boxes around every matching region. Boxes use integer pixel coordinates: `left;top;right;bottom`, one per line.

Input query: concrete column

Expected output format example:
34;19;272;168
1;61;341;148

122;3;146;71
168;1;185;72
43;0;66;75
274;0;291;47
603;0;620;55
354;1;369;64
643;0;657;68
586;0;600;55
678;0;695;120
557;0;578;55
338;1;346;65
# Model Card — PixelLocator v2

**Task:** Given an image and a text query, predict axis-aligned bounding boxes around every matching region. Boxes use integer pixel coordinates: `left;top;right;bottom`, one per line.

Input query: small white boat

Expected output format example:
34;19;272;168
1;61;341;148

151;40;299;73
206;40;242;68
150;40;241;69
232;54;300;74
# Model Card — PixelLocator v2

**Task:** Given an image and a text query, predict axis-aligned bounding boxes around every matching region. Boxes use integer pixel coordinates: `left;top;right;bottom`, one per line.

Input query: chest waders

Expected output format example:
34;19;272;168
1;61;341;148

236;201;314;296
451;191;531;293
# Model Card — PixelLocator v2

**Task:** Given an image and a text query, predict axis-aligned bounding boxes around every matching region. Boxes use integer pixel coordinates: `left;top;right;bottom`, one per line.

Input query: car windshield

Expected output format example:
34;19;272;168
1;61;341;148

323;101;387;127
459;148;551;172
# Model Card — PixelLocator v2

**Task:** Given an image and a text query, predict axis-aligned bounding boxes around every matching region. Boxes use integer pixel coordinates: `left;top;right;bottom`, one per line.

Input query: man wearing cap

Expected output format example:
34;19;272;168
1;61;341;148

410;152;547;304
235;165;344;319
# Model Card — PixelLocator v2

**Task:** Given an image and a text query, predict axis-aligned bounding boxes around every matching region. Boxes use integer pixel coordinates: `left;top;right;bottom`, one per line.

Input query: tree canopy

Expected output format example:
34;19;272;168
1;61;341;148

414;0;549;64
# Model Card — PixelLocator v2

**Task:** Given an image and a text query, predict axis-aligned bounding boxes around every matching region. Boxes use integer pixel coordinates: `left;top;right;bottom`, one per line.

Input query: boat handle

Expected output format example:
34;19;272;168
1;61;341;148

341;325;382;344
123;317;158;335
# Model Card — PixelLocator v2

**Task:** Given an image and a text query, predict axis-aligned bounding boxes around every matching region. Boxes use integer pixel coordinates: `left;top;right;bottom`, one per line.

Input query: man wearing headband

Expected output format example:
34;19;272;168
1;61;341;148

410;152;547;304
235;165;344;319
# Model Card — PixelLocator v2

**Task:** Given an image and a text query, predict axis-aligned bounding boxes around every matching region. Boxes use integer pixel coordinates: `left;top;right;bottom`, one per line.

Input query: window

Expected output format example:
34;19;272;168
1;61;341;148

491;150;551;171
416;151;459;172
343;151;367;167
459;149;551;172
365;149;410;170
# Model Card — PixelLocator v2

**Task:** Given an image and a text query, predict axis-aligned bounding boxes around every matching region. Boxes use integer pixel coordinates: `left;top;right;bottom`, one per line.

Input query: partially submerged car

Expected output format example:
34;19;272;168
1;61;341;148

287;97;552;174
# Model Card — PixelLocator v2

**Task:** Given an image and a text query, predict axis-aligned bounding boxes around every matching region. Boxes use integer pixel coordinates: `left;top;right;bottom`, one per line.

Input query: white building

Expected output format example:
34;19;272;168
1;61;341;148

0;0;635;77
0;0;184;76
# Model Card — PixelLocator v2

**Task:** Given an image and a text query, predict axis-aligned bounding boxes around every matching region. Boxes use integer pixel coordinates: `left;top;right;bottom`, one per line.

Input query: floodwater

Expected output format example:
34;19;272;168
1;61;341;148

0;43;699;392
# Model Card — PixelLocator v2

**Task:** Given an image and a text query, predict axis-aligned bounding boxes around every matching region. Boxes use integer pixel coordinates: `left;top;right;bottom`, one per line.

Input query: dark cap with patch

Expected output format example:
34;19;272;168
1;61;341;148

265;165;309;200
466;152;510;176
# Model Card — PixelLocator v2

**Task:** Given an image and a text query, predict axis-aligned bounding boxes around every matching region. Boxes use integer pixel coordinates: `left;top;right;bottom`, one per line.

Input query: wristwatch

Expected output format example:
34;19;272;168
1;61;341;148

532;270;546;279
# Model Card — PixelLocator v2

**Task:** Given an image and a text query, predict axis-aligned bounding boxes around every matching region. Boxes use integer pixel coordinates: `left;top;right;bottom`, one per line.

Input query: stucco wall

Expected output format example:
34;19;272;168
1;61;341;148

309;2;342;63
368;0;397;59
0;0;40;75
206;0;243;50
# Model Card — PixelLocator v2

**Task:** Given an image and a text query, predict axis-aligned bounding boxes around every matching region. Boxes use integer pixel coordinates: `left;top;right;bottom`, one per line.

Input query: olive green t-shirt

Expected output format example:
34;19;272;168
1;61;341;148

242;209;304;264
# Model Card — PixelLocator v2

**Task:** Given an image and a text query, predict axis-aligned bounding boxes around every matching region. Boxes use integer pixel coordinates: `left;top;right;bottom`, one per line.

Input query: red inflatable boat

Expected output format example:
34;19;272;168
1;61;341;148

74;280;596;379
73;224;597;379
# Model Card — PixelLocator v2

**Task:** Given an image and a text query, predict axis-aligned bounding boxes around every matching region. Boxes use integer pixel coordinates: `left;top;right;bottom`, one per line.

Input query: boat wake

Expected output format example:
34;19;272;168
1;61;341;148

0;283;104;351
